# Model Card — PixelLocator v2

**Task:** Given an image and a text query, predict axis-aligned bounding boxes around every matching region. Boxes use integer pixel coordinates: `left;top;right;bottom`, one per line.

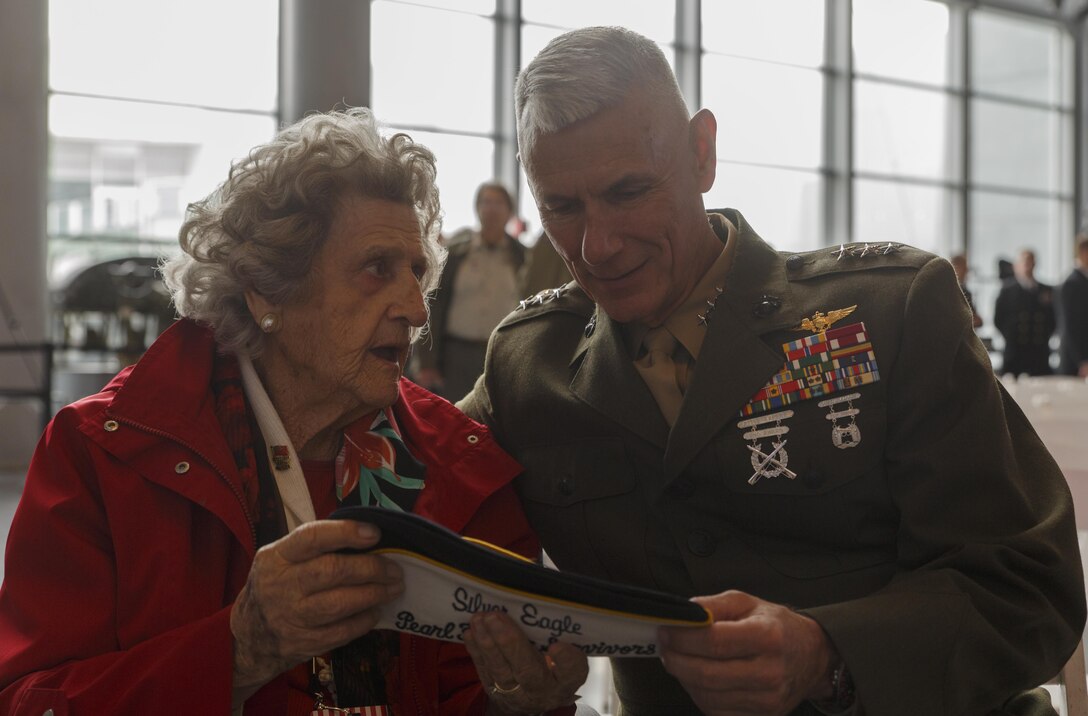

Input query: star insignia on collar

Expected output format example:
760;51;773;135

697;287;724;327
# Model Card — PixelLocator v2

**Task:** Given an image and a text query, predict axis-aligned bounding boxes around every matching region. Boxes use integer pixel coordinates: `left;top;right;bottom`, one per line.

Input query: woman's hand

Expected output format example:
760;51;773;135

229;519;403;703
464;610;588;715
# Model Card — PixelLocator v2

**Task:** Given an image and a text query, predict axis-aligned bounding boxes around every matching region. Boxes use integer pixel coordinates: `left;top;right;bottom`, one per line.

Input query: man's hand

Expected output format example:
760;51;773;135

659;590;836;716
229;520;404;703
464;610;588;715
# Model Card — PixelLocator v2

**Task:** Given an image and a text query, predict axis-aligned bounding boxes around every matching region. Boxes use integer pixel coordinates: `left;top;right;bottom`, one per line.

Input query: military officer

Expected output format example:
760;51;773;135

458;26;1085;716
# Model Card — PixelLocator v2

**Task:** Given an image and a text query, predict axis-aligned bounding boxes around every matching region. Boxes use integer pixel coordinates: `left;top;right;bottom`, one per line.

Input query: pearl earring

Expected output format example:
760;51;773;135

259;313;280;333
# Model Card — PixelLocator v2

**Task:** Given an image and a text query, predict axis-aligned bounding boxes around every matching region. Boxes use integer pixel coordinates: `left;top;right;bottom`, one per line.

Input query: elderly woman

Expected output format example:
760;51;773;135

0;109;585;715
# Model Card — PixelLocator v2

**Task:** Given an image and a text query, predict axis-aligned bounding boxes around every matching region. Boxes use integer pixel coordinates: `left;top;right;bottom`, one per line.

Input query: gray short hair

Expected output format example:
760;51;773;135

515;26;689;159
162;107;445;356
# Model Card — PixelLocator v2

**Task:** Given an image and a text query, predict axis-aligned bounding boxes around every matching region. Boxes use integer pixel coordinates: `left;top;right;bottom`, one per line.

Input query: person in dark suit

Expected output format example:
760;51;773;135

459;26;1085;716
1057;235;1088;377
994;249;1057;376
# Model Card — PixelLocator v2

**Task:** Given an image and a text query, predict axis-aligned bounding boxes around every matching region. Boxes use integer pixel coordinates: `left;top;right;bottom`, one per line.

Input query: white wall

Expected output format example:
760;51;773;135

0;0;48;471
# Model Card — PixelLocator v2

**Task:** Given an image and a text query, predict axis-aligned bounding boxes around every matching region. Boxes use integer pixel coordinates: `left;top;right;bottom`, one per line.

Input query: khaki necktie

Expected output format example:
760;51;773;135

636;327;690;426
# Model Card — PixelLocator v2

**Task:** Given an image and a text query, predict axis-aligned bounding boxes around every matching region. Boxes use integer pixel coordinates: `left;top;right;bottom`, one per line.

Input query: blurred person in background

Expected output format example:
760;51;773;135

414;181;526;402
994;248;1057;376
1057;234;1088;377
0;109;584;716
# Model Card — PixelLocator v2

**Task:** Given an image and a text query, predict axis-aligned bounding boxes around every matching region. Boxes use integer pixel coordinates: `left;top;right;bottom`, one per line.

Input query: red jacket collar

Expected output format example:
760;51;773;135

97;319;522;534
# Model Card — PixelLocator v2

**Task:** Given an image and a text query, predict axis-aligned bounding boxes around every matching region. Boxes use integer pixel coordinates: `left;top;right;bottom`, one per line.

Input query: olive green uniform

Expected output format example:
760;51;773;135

459;210;1086;715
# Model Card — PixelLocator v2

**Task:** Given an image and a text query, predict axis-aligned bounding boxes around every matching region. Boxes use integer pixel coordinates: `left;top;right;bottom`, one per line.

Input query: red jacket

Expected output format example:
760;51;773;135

0;319;540;715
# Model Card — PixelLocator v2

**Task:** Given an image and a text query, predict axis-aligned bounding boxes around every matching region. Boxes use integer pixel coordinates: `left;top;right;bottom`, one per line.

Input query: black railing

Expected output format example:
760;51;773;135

0;343;54;432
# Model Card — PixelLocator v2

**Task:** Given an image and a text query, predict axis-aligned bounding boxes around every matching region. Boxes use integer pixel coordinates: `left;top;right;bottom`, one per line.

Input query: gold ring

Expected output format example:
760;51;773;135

490;680;522;695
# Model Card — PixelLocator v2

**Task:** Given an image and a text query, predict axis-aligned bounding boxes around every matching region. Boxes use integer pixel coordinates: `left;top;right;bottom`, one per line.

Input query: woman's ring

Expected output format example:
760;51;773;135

490;680;522;695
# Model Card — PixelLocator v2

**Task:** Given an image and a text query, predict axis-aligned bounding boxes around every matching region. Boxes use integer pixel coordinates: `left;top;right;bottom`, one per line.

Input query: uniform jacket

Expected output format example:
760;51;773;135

460;210;1086;716
0;318;543;716
994;279;1057;376
1057;268;1088;375
416;231;527;373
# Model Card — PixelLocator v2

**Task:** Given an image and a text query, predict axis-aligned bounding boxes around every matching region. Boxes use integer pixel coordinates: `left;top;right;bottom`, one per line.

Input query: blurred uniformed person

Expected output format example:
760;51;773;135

994;249;1057;376
459;26;1085;716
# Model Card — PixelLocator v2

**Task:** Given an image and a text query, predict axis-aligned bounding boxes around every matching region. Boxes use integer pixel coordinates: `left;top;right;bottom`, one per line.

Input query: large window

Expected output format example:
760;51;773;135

967;8;1075;326
701;0;825;251
371;0;500;236
47;0;279;285
852;0;959;257
370;0;1079;313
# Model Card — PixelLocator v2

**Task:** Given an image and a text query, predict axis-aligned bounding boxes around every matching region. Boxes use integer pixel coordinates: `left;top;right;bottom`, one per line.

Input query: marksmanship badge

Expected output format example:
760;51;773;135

737;409;795;484
818;392;863;449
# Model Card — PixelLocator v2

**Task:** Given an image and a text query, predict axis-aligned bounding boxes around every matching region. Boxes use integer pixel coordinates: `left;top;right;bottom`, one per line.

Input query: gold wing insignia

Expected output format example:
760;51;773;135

795;305;857;333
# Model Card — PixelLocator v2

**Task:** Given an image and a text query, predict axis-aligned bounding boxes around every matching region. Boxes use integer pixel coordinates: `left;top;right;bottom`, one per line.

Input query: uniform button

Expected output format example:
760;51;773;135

667;478;695;500
687;530;717;557
43;710;54;716
558;476;574;496
103;420;119;432
752;295;782;318
174;461;190;474
803;470;826;489
786;254;804;272
466;434;479;444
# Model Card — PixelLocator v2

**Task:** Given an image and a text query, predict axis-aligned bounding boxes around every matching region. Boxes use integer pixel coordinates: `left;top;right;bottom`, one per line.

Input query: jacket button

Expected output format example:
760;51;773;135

103;420;119;432
558;476;574;496
687;530;717;557
43;710;54;716
667;478;695;500
174;461;190;474
786;254;804;272
752;295;782;318
466;434;479;444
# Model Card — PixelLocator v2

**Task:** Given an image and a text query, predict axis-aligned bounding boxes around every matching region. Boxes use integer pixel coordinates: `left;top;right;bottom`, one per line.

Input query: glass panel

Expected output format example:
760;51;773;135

372;2;494;133
971;10;1070;106
48;94;277;261
391;129;496;239
703;164;821;253
49;0;278;111
521;0;675;43
702;56;822;170
971;99;1067;194
383;0;495;14
853;179;956;257
854;80;958;181
968;192;1071;331
520;25;675;78
853;0;953;88
702;0;823;68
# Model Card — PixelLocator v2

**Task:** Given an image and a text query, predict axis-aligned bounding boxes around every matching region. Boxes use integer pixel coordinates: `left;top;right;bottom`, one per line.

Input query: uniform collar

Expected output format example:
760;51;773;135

622;213;737;360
